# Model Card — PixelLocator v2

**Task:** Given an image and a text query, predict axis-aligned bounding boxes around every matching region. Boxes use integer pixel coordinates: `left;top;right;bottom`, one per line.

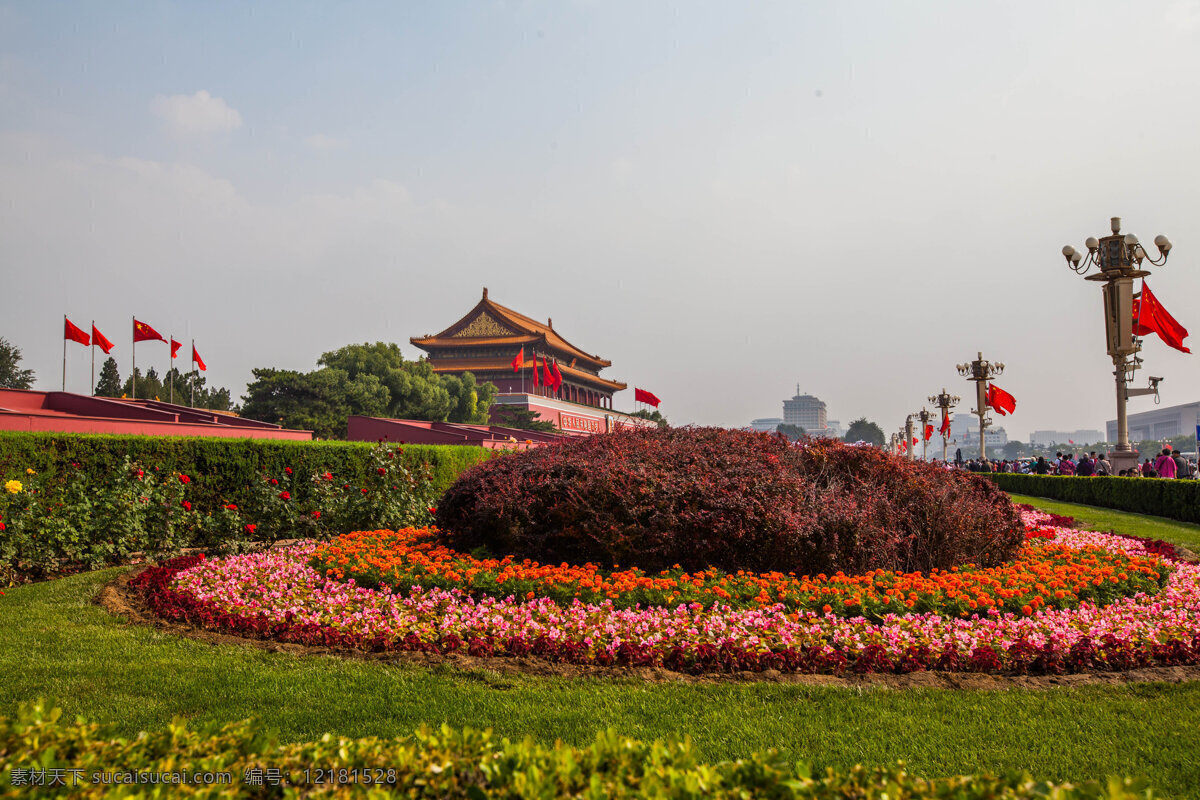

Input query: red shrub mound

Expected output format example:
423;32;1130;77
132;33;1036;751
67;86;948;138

435;428;1025;576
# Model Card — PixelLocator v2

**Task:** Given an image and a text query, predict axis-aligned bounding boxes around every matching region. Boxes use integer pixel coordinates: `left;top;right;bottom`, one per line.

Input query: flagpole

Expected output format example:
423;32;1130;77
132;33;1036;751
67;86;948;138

190;338;195;408
169;339;174;404
62;314;67;391
90;320;95;396
131;316;136;399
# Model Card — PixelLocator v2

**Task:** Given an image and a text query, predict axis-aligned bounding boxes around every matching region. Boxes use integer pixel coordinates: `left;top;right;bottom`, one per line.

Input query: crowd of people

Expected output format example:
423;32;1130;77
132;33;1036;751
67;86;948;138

941;448;1198;478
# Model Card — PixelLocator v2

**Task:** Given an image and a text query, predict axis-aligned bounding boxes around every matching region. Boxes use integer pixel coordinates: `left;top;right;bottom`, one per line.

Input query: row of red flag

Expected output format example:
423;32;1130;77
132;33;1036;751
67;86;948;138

509;346;662;408
65;317;206;370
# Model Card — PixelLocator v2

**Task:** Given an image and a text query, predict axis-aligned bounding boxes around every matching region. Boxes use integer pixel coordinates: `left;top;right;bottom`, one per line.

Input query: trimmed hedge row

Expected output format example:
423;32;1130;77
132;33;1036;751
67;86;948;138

985;473;1200;524
0;702;1155;799
0;431;493;509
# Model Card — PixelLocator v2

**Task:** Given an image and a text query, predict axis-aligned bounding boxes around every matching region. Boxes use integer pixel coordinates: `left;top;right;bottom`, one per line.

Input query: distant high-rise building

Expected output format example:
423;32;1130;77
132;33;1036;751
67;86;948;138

783;388;828;433
749;417;784;433
1106;401;1200;444
949;416;1008;446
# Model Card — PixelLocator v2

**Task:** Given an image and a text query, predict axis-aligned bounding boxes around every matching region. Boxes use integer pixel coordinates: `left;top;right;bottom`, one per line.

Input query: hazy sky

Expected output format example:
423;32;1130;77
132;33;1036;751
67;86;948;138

3;1;1200;440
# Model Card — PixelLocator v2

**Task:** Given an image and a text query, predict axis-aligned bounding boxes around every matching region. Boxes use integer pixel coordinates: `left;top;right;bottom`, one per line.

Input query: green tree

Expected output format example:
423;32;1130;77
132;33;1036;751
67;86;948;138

629;409;669;428
843;417;885;447
775;423;805;441
0;337;36;389
491;406;558;433
318;342;496;424
157;367;234;411
121;367;164;400
240;367;389;440
1002;440;1026;460
94;357;122;397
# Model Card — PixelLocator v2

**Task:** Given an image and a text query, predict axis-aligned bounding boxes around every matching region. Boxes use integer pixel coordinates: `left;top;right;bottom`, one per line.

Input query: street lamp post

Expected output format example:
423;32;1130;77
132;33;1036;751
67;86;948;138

1061;217;1170;476
904;415;915;461
956;353;1004;461
928;388;960;463
916;407;934;462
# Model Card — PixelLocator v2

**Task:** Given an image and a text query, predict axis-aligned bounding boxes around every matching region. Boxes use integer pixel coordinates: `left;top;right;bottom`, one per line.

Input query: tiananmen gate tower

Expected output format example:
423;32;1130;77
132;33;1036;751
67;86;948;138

411;288;652;435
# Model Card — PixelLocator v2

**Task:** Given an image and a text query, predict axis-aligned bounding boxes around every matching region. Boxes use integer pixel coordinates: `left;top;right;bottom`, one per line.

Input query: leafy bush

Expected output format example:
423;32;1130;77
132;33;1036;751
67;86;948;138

988;473;1200;524
0;431;492;510
0;443;439;582
437;429;1024;576
0;701;1157;799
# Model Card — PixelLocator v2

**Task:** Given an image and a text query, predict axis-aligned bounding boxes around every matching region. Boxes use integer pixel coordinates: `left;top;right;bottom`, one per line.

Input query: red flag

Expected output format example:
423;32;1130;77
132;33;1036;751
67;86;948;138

912;436;918;446
133;319;166;343
551;359;563;392
192;345;206;371
542;356;553;388
986;384;1016;416
511;347;524;373
939;413;950;436
64;317;90;346
924;424;934;441
899;440;907;452
532;354;540;388
1133;281;1191;354
170;337;182;359
634;388;661;407
92;325;114;354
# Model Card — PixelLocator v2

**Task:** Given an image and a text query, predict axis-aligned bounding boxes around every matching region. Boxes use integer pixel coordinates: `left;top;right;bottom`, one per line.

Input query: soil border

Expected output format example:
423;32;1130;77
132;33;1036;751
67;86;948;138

94;567;1200;691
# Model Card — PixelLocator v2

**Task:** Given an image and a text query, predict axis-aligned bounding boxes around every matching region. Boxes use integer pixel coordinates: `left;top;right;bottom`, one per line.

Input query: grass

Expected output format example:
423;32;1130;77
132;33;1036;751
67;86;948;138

3;569;1200;796
1009;493;1200;553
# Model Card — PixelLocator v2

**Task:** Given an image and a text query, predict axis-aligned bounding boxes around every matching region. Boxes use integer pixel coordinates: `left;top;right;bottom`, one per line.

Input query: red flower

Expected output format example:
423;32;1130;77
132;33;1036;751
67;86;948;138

181;500;192;511
377;467;387;475
0;522;5;532
279;491;291;501
245;523;257;534
361;488;368;494
323;472;333;481
135;469;144;479
428;507;437;515
342;484;350;490
178;474;191;484
225;503;238;511
270;478;279;486
285;467;293;475
312;511;321;519
388;451;395;459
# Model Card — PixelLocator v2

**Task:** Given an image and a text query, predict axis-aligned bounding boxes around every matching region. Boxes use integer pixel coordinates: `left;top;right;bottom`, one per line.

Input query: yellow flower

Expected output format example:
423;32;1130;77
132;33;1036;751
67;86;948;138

25;468;36;475
4;480;22;494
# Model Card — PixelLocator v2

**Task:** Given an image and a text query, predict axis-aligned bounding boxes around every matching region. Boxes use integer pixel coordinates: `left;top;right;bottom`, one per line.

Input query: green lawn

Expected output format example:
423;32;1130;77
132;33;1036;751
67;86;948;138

1010;492;1200;552
3;569;1200;797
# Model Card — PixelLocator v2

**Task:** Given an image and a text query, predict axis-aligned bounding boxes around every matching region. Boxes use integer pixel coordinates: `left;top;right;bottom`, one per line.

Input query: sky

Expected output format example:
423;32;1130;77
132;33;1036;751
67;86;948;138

3;0;1200;441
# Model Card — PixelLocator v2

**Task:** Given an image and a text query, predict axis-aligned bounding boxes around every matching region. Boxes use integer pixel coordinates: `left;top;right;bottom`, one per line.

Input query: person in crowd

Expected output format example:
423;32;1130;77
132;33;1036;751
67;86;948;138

1095;452;1112;476
1058;454;1076;476
1171;450;1187;479
1033;456;1050;475
1141;459;1153;477
1154;447;1178;479
1054;451;1063;471
1076;452;1094;476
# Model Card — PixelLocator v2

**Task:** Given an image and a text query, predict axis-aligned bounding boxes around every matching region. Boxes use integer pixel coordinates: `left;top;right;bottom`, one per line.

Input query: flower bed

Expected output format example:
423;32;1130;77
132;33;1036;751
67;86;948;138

134;510;1200;675
307;528;1169;621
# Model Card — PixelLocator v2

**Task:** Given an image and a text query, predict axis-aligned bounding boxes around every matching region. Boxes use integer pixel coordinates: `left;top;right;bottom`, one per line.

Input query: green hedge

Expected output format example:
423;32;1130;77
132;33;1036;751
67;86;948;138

0;701;1155;799
986;473;1200;523
0;431;493;509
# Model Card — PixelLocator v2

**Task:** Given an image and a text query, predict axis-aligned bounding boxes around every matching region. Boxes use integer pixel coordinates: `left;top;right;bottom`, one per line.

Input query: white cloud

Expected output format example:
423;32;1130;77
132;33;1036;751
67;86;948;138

304;133;343;151
151;90;242;137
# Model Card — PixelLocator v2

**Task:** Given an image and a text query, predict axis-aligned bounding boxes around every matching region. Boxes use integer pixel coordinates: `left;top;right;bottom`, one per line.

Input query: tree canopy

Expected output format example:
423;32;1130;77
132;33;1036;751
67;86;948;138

775;423;805;441
0;338;35;390
240;342;497;439
843;417;886;447
629;408;669;428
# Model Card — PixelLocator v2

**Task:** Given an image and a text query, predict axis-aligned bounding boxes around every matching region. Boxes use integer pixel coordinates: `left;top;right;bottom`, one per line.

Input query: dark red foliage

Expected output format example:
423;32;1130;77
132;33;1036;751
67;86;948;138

436;429;1025;576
